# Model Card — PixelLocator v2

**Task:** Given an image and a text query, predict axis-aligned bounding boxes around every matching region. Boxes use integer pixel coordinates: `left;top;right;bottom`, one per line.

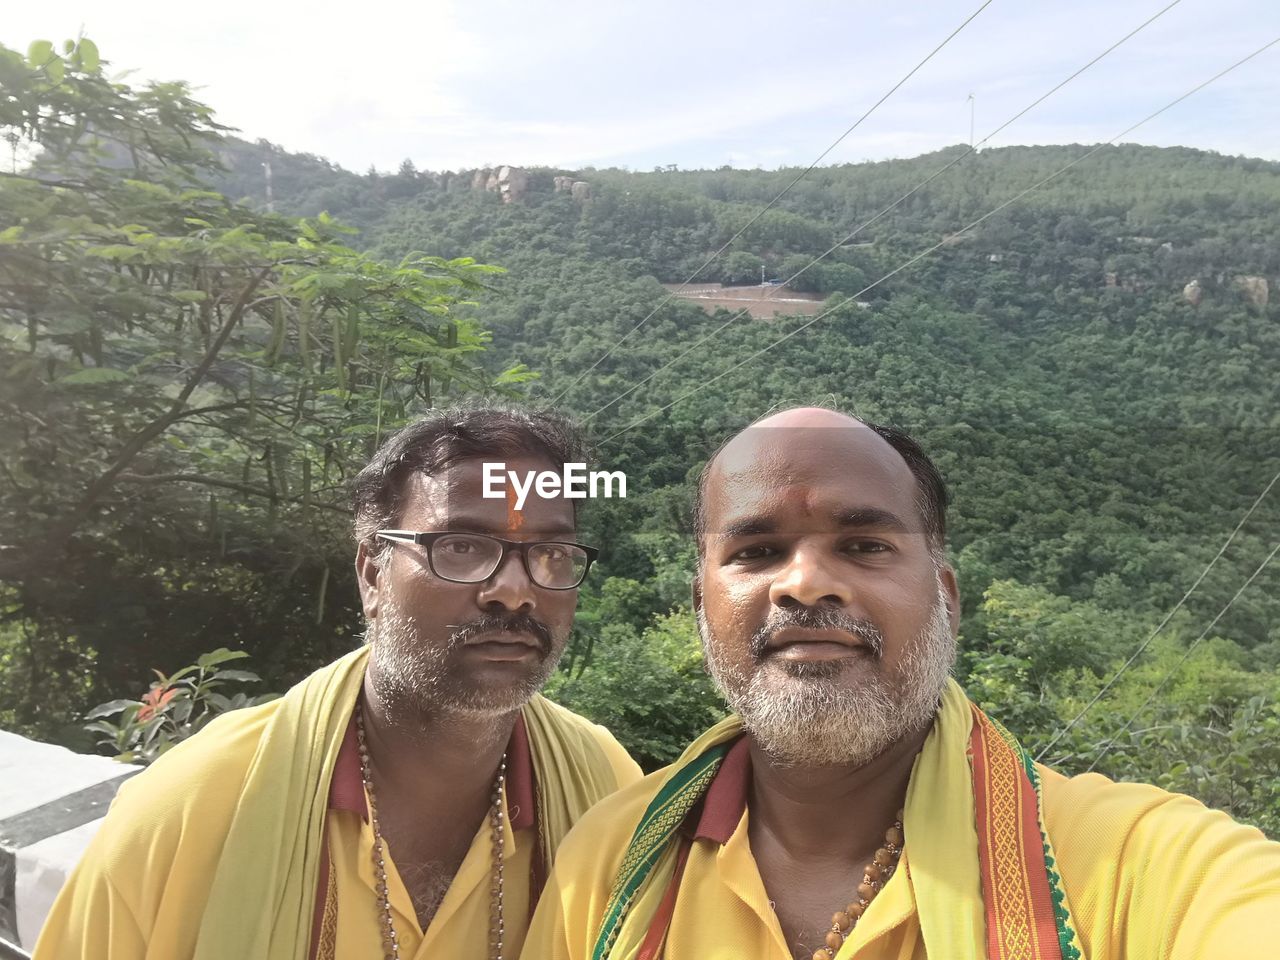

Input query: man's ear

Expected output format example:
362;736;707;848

355;541;382;621
939;562;961;637
691;571;703;618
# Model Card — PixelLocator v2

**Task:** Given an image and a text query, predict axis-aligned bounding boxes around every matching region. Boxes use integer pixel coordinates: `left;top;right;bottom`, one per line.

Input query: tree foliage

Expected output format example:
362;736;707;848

0;39;521;736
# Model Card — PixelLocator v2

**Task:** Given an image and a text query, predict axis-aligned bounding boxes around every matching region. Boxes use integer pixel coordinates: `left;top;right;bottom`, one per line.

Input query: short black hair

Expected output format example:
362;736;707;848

351;402;588;557
692;416;950;557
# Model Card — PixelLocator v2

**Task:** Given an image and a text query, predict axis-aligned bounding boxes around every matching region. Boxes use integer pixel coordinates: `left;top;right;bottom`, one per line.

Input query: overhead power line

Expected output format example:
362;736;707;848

546;0;998;406
597;35;1280;446
1085;538;1280;773
1036;467;1279;762
582;0;1185;425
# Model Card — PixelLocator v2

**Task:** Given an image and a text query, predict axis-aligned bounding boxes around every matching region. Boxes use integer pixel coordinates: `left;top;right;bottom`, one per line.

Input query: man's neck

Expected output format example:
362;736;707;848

358;672;516;803
747;722;930;865
356;672;519;933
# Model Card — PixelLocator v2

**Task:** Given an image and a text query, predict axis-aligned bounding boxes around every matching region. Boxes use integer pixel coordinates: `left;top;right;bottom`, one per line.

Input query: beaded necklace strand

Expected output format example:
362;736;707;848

355;703;509;960
809;810;904;960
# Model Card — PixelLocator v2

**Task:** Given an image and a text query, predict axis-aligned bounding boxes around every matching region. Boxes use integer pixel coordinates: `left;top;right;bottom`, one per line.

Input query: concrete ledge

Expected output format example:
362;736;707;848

0;731;140;951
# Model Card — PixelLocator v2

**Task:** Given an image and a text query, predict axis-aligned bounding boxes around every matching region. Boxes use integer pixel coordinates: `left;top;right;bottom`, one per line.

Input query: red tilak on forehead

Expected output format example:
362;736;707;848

505;484;525;532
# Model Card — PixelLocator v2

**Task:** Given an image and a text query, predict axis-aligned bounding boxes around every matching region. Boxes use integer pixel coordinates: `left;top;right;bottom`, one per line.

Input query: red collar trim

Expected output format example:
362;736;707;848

328;715;367;816
691;735;752;843
328;709;537;831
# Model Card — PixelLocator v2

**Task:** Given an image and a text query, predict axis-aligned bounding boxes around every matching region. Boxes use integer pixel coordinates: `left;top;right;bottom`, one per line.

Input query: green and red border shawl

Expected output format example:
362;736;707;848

969;705;1083;960
589;702;1085;960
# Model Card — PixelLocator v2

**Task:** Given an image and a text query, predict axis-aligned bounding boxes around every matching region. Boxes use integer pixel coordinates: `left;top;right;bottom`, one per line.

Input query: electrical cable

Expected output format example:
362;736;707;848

547;0;998;406
1037;468;1279;761
596;36;1280;446
581;0;1186;424
1084;539;1280;773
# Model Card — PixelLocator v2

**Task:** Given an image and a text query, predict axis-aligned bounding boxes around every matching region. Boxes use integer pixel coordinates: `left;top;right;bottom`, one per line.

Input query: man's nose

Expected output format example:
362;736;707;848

475;547;537;612
768;543;853;609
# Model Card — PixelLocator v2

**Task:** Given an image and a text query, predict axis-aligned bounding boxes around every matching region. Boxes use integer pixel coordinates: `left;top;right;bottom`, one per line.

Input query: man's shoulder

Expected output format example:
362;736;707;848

1038;763;1278;881
529;695;644;787
552;765;671;878
1039;763;1249;837
1036;765;1280;955
93;695;285;854
529;694;614;742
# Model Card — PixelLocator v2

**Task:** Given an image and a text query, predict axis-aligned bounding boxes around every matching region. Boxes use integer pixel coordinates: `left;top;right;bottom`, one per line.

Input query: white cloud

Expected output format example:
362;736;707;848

4;0;1278;170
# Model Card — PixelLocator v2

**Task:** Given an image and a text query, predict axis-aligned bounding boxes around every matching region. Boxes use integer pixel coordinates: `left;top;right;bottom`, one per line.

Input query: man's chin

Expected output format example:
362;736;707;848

437;655;561;716
439;680;543;717
757;652;883;688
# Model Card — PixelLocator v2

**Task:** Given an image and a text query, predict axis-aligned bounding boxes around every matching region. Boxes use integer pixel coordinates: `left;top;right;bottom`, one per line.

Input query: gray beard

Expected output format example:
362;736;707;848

365;587;564;723
699;581;956;768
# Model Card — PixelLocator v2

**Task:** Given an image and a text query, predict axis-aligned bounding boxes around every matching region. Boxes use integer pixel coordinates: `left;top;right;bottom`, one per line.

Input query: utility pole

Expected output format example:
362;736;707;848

262;160;275;212
967;93;975;147
761;264;766;286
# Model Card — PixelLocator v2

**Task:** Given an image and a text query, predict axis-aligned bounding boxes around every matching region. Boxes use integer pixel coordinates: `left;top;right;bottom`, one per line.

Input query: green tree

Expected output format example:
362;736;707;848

0;39;525;735
547;603;725;770
721;250;762;286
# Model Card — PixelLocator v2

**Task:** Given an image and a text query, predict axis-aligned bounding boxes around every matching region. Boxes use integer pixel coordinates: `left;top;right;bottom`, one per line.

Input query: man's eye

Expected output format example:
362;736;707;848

845;540;890;554
729;544;776;562
441;539;478;554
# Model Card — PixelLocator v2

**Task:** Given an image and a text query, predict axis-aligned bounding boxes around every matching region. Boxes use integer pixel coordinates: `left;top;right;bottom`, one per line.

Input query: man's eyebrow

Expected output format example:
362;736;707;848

716;516;777;541
834;507;911;532
715;508;910;541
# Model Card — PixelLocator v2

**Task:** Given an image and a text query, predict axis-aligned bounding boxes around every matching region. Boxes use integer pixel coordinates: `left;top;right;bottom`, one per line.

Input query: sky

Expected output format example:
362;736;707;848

5;0;1280;173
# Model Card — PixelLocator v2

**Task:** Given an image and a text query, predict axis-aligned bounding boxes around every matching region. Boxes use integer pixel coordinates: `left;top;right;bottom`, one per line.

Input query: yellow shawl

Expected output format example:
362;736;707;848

593;679;1084;960
36;646;623;960
196;646;623;959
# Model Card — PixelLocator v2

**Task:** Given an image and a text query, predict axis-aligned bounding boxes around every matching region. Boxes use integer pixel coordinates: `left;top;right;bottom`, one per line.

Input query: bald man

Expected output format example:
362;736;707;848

521;407;1280;960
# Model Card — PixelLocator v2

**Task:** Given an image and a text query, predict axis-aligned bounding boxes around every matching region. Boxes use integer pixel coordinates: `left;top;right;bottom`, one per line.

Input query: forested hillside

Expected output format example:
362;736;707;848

218;138;1279;643
3;40;1277;835
222;137;1280;832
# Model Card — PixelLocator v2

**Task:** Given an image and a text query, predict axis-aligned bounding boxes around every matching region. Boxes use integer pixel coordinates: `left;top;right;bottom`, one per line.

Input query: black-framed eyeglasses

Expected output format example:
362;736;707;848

375;530;599;590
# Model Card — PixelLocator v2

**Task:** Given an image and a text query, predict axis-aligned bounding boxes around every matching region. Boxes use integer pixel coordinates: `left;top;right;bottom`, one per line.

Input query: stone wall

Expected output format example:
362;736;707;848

0;732;139;953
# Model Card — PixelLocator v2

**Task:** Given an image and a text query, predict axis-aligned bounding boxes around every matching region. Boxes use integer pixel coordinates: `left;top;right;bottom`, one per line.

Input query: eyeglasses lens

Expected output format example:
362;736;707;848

527;543;589;589
430;534;503;581
428;535;589;589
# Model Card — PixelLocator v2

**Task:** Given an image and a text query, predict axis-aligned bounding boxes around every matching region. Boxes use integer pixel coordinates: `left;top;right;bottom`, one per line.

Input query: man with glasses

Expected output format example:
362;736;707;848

35;405;642;960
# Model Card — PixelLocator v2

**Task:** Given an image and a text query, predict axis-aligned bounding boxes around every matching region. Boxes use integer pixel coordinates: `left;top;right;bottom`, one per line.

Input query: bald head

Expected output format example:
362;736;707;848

693;407;948;558
749;407;865;431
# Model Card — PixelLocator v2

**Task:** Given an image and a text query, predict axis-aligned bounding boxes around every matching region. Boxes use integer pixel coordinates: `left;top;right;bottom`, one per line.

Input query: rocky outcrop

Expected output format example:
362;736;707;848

1233;275;1269;308
553;176;592;201
469;166;529;203
1183;279;1203;307
500;166;530;203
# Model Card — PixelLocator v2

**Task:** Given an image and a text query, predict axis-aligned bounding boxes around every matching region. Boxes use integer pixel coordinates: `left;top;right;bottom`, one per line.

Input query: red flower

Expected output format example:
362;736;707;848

137;685;177;722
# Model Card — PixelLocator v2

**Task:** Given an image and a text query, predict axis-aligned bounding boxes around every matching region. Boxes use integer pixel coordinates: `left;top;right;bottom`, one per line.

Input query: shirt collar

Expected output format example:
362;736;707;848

690;734;752;843
328;708;537;832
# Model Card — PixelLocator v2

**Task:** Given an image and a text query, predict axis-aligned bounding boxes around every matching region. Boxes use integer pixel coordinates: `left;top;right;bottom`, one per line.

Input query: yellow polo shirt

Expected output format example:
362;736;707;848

525;708;1280;960
316;712;537;958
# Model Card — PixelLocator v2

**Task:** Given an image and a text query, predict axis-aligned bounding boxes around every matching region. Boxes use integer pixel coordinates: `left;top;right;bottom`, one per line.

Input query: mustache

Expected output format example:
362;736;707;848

447;613;554;653
749;606;885;659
